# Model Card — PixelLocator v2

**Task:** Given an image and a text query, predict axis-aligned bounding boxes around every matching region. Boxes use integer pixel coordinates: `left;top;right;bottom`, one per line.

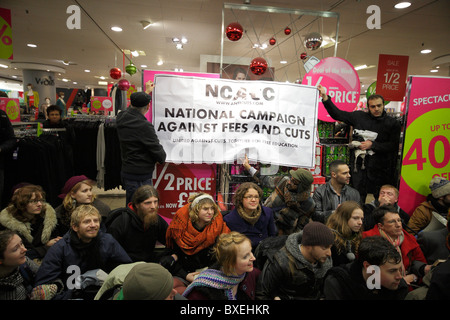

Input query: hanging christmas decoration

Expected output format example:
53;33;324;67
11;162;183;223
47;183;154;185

118;79;130;91
226;22;244;41
125;63;137;76
284;27;291;35
110;67;122;79
250;57;268;75
300;52;308;60
304;32;323;50
269;37;276;45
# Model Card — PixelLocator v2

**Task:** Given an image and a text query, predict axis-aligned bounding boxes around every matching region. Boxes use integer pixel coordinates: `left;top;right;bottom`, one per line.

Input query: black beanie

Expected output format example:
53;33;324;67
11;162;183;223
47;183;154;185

301;221;334;247
130;92;152;108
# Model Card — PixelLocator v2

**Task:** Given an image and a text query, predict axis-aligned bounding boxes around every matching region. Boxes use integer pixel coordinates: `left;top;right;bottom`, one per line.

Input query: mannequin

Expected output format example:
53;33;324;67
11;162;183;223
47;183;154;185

23;83;39;114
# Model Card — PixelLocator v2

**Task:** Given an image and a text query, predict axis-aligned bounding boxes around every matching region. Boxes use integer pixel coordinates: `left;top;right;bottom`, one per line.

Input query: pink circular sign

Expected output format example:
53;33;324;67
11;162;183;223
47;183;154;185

302;57;360;122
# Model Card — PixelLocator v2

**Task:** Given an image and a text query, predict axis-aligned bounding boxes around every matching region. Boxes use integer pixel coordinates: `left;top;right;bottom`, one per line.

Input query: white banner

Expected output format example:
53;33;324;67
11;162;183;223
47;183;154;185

153;74;319;167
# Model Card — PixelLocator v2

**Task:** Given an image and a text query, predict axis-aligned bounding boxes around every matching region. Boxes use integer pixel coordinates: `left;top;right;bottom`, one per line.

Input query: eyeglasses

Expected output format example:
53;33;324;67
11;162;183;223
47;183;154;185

243;195;260;200
28;199;45;204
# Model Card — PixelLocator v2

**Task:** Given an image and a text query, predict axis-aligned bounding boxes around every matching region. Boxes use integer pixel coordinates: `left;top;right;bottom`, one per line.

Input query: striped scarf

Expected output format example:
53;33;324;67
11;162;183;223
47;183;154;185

379;228;406;276
182;269;245;300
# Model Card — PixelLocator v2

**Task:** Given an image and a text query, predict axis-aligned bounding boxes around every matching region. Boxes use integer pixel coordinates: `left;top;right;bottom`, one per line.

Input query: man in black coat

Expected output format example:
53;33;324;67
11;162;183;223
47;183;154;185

116;81;166;205
323;236;408;300
106;185;170;263
318;85;401;203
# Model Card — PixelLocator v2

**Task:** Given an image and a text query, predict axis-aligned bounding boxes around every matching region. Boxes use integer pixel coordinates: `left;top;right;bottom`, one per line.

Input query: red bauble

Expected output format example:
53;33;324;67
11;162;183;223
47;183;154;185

269;37;276;45
118;79;130;91
284;27;291;35
300;52;308;60
226;22;243;41
250;57;268;75
110;67;122;80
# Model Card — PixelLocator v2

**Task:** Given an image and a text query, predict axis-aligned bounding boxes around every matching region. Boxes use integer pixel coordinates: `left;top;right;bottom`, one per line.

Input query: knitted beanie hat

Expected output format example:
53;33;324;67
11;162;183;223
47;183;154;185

429;176;450;199
58;175;91;199
301;221;334;247
289;168;314;193
122;263;173;300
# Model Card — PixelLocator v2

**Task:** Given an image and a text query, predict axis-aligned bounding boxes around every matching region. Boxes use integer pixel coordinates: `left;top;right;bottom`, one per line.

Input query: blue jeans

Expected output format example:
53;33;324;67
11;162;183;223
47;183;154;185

121;176;153;205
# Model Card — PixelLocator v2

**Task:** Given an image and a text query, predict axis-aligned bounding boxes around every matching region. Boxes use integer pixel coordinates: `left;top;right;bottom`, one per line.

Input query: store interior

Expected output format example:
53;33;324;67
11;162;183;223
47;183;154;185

0;0;449;212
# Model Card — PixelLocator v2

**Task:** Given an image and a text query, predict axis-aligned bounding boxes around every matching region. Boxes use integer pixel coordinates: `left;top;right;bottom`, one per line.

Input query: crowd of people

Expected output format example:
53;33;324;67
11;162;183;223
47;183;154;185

0;84;448;301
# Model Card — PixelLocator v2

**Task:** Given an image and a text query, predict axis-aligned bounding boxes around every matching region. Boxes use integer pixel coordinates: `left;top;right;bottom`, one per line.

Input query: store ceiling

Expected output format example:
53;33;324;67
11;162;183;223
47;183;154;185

0;0;449;93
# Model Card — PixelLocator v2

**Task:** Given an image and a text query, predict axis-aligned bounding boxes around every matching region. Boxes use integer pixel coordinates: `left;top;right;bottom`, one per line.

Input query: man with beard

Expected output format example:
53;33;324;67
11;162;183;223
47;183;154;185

242;155;314;232
106;185;171;263
312;160;361;223
33;205;131;300
408;177;450;235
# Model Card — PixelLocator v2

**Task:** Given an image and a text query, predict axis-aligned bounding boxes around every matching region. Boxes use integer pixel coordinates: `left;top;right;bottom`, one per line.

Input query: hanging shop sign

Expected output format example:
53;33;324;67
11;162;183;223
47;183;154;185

153;74;319;168
90;96;113;112
153;163;216;222
0;97;20;123
376;54;409;102
301;57;360;122
398;75;450;215
0;8;13;60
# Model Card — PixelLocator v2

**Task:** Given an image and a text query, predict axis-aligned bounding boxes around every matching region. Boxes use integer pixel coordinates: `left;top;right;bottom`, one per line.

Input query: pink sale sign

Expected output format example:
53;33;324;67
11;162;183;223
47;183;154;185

302;57;360;122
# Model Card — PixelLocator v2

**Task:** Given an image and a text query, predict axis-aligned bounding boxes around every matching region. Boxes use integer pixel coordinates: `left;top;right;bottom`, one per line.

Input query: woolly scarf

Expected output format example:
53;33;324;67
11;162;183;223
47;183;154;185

378;228;406;276
276;179;310;213
182;268;245;300
236;205;261;226
166;203;230;255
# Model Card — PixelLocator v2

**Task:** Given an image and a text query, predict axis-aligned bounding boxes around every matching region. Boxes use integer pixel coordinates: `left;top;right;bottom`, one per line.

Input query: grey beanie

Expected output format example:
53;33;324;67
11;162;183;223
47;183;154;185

122;263;173;300
429;176;450;199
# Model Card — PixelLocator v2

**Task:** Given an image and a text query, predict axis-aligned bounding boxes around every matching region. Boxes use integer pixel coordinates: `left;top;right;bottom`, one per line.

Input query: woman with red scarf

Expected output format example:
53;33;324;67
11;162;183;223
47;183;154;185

166;193;230;294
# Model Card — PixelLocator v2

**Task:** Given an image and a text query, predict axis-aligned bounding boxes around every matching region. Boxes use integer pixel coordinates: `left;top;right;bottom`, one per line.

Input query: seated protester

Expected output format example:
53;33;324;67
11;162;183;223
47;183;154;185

0;230;41;300
106;185;170;263
256;221;334;300
33;205;132;300
407;176;450;235
416;213;450;264
363;205;432;288
183;232;260;300
224;182;277;251
116;263;182;300
242;155;315;231
165;193;230;293
326;201;364;267
323;236;408;300
56;175;111;234
363;184;410;231
312;160;361;224
0;185;62;263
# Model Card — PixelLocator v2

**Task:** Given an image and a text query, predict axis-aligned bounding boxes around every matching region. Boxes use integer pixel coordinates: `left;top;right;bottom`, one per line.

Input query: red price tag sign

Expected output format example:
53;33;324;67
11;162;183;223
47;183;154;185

376;54;409;101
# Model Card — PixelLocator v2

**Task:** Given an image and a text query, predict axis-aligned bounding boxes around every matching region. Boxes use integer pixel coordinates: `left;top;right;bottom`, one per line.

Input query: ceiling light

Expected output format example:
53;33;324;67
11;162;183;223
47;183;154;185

62;78;69;82
430;69;438;73
111;26;122;32
280;60;287;64
98;81;108;85
141;20;152;30
421;49;432;54
73;82;77;84
27;43;37;48
141;64;148;68
0;64;8;68
354;64;368;70
157;60;164;66
84;69;90;72
394;2;411;9
99;76;106;80
176;43;183;50
181;37;188;44
131;50;139;57
172;37;180;43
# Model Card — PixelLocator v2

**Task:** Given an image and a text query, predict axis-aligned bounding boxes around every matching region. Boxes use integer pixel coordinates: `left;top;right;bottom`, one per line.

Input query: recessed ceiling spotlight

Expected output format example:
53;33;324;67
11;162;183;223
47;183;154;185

172;37;180;43
181;37;188;44
421;49;432;54
430;69;438;73
141;64;148;68
111;26;122;32
176;43;183;50
394;2;411;9
131;50;139;57
27;43;37;48
141;21;152;30
84;69;90;72
157;60;164;66
280;60;287;64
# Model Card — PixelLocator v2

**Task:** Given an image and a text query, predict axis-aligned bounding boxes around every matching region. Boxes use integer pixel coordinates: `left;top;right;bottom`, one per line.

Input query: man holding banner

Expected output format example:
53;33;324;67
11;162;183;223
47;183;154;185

116;81;167;205
318;85;401;203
